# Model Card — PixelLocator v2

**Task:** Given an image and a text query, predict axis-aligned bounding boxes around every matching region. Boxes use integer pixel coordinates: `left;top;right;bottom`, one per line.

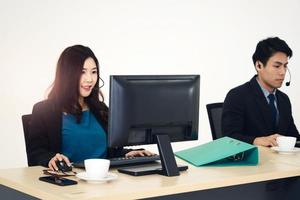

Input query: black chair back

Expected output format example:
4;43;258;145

206;103;224;140
22;114;33;166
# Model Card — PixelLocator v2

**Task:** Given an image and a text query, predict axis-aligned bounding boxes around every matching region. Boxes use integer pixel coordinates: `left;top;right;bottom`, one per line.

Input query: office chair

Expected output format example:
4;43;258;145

206;103;224;140
22;114;33;166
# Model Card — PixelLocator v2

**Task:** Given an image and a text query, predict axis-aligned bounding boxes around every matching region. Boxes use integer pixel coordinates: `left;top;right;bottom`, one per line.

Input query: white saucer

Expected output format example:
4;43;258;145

76;172;118;183
271;146;300;154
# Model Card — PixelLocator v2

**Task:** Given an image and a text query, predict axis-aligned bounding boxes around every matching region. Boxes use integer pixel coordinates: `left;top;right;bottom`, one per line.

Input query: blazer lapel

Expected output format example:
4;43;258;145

276;92;288;132
48;101;62;152
249;76;273;131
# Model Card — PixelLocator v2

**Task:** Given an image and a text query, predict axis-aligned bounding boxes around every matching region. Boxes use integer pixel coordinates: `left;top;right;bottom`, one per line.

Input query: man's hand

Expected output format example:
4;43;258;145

253;134;281;147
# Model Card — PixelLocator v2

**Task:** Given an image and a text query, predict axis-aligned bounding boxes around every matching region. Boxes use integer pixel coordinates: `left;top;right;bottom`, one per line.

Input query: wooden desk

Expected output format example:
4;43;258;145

1;147;300;200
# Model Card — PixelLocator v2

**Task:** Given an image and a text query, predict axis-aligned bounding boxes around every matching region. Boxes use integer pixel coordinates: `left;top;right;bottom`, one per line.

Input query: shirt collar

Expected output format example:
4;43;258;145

256;77;277;99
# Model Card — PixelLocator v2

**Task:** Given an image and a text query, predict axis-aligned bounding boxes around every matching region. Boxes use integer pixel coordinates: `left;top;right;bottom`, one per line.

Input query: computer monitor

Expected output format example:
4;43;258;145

108;75;200;176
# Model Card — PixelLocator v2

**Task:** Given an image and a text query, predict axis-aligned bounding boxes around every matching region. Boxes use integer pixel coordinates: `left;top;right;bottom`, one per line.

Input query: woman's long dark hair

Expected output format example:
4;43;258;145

48;45;107;123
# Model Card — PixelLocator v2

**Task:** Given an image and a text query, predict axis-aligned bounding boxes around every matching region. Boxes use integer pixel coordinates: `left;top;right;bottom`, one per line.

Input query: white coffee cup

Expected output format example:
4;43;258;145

84;159;110;179
276;136;296;151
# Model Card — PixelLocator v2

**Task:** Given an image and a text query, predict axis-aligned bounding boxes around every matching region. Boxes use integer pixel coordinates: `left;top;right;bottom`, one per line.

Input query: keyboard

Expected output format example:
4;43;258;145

73;155;161;168
109;155;160;166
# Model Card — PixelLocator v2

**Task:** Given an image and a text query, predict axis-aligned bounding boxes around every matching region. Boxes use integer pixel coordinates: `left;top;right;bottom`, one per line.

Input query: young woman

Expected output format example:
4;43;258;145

28;45;152;170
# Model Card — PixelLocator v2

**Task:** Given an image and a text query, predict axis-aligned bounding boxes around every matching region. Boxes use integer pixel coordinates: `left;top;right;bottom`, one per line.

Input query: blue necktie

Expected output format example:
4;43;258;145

268;94;277;130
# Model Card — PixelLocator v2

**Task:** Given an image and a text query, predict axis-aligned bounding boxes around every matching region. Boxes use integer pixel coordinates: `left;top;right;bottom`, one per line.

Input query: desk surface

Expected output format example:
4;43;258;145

1;147;300;200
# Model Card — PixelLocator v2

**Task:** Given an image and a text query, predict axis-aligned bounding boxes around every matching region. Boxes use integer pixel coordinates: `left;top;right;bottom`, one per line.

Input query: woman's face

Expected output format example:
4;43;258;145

79;57;98;98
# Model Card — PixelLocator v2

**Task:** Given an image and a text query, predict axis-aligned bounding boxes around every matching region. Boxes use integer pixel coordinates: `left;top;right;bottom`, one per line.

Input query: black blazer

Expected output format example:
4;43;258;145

222;75;299;144
28;99;130;167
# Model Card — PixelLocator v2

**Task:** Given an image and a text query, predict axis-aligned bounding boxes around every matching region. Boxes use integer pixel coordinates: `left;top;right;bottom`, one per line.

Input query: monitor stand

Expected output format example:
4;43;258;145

118;134;183;177
156;134;180;176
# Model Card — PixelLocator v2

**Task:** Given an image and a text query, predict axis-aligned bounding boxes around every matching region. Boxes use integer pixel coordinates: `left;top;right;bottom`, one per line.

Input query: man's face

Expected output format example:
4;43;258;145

256;52;288;92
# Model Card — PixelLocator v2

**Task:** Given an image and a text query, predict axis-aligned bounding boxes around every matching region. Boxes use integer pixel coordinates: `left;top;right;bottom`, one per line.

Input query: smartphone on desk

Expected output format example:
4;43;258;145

39;176;77;186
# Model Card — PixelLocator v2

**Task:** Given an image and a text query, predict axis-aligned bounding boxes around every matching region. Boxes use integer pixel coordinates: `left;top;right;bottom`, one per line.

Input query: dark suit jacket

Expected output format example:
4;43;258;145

222;75;299;144
28;99;130;167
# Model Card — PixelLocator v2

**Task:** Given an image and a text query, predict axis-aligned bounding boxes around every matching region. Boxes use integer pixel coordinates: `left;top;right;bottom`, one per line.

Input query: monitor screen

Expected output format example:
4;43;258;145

108;75;200;148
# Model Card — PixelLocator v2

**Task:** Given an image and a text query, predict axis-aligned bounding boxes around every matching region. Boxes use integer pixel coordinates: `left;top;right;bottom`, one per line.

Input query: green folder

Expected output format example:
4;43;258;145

175;137;259;167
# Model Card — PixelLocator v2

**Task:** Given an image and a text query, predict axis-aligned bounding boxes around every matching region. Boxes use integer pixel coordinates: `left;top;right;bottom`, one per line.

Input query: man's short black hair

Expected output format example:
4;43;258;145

252;37;293;66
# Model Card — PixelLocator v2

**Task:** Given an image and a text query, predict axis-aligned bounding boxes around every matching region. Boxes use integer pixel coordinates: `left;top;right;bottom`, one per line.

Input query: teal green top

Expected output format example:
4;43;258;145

61;110;107;163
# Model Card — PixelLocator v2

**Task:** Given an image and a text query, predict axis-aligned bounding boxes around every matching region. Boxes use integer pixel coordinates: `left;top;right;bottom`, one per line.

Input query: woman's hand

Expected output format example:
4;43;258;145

48;153;71;171
125;150;155;158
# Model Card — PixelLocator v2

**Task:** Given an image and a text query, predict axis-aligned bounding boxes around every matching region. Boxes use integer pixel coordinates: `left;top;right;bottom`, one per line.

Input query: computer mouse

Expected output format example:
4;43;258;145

55;160;72;172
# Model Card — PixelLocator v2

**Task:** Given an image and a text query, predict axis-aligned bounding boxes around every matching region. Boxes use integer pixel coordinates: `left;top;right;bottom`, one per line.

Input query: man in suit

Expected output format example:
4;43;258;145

222;37;299;147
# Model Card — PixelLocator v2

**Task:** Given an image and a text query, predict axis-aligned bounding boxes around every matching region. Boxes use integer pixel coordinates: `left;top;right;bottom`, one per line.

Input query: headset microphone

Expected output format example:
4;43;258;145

286;67;291;86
